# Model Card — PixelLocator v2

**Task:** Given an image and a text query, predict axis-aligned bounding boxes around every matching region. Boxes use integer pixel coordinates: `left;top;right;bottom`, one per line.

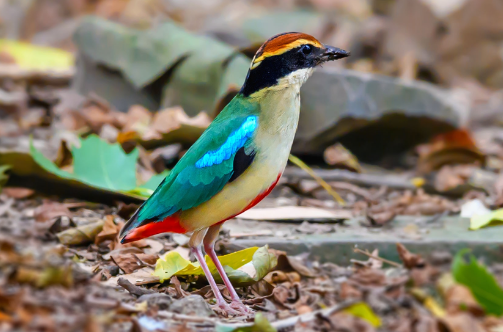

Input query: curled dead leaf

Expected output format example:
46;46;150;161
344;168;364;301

111;253;158;274
324;143;362;172
396;243;425;269
34;201;72;223
417;129;486;174
56;220;104;246
1;187;34;199
94;215;119;245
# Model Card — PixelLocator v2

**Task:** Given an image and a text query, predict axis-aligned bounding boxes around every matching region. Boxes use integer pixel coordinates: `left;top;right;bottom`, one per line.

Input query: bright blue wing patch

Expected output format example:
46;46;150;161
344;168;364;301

195;116;257;168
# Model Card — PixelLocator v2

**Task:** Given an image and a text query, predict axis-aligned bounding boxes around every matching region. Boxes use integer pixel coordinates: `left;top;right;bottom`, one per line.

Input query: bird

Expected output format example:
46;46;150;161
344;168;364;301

119;32;349;315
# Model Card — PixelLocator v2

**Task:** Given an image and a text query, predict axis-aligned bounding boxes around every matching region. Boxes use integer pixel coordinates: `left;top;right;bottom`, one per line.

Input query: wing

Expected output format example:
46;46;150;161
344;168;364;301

120;98;259;237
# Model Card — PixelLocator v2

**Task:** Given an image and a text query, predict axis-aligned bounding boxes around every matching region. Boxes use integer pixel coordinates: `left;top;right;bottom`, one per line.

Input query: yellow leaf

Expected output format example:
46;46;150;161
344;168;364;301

153;246;277;286
469;208;503;230
424;296;446;318
344;302;381;327
411;177;425;187
0;39;74;70
154;247;260;282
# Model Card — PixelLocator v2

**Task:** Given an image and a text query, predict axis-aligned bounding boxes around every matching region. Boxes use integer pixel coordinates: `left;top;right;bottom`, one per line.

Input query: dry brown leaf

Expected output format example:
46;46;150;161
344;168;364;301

340;281;362;300
434;165;475;192
34;201;72;223
108;221;148;250
54;140;73;168
81;99;118;133
365;210;396;227
494;172;503;206
111;253;158;274
2;187;34;199
56;220;104;246
94;215;119;245
437;273;484;316
329;312;376;332
396;243;425;269
351;268;386;286
445;284;484;316
121;104;152;135
140;107;210;147
324;143;362;172
440;313;485;332
417;129;485;174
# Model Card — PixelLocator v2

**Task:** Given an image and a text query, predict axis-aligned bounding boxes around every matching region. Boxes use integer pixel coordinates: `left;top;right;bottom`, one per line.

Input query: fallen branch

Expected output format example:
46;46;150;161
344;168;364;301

283;167;415;190
353;247;402;268
117;278;155;297
157;311;218;324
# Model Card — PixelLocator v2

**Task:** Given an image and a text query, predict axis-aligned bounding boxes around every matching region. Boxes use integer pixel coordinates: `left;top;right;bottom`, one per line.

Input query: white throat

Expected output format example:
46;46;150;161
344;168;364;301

272;68;314;91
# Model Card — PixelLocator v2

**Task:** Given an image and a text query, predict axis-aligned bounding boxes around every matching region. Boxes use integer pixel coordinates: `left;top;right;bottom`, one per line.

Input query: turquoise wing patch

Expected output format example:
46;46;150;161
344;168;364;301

137;115;258;222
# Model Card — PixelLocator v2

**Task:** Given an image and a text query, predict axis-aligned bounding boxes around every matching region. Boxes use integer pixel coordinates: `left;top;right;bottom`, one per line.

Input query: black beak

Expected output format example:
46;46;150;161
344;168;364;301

319;45;350;62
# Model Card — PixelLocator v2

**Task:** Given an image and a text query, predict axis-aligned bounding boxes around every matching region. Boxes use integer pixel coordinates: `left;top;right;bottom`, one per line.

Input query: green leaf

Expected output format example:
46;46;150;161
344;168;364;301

216;313;276;332
344;302;381;327
0;165;11;190
470;208;503;230
452;249;503;316
153;246;277;286
30;135;156;199
72;135;138;191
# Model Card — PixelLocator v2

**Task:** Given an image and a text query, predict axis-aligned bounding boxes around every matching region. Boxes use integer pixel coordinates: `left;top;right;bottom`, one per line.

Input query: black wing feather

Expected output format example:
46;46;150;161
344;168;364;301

229;146;256;182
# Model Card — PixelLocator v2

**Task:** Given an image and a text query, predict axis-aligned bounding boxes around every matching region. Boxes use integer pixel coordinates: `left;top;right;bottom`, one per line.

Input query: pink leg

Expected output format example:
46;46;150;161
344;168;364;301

189;229;239;316
203;224;251;314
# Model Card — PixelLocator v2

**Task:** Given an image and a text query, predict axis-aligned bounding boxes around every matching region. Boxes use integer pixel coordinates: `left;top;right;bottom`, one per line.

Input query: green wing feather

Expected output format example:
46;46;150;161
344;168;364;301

129;96;260;229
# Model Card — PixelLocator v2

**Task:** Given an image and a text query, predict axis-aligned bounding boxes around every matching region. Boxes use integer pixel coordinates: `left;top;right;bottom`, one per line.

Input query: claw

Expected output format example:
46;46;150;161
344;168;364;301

212;302;241;316
212;301;252;316
230;301;253;315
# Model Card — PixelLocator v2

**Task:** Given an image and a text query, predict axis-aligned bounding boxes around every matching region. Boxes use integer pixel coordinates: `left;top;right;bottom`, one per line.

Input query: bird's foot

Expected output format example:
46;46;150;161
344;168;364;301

229;300;252;315
212;300;252;316
212;302;241;317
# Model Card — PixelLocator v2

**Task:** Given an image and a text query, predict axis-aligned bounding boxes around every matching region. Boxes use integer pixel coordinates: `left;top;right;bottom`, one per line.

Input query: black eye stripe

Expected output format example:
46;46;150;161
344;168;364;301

241;44;319;96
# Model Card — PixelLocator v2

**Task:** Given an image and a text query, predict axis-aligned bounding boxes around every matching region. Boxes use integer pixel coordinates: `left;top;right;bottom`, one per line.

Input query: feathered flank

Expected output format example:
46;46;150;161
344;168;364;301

251;32;323;67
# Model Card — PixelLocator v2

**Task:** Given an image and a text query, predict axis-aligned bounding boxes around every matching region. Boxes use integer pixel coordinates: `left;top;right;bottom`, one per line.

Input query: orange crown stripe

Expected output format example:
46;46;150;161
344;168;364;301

252;33;323;66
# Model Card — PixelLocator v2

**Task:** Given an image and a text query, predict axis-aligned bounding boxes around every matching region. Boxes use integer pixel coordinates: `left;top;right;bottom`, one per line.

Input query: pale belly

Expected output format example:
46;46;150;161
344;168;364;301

179;143;290;231
179;86;301;231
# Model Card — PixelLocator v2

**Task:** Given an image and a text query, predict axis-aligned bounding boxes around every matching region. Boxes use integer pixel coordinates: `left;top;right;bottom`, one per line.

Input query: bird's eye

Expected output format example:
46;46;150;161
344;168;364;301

301;45;312;55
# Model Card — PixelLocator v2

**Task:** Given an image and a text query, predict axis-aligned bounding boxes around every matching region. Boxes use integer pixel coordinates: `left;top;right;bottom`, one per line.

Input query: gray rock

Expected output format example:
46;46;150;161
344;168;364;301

138;293;173;310
168;295;214;317
295;69;465;159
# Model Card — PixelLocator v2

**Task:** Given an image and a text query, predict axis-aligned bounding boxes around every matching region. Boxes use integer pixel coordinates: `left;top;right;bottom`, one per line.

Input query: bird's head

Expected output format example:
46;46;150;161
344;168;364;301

240;32;350;96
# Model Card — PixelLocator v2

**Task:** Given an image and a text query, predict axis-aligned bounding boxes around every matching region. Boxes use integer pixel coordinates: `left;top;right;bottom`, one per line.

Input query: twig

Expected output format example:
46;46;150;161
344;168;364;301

132;253;156;268
157;310;218;324
170;276;189;298
216;300;356;331
230;230;273;238
353;247;402;268
283;167;415;190
117;277;155;297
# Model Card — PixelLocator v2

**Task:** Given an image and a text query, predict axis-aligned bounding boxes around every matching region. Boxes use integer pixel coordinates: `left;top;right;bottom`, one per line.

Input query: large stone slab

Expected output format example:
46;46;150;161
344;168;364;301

222;216;503;265
295;69;466;157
